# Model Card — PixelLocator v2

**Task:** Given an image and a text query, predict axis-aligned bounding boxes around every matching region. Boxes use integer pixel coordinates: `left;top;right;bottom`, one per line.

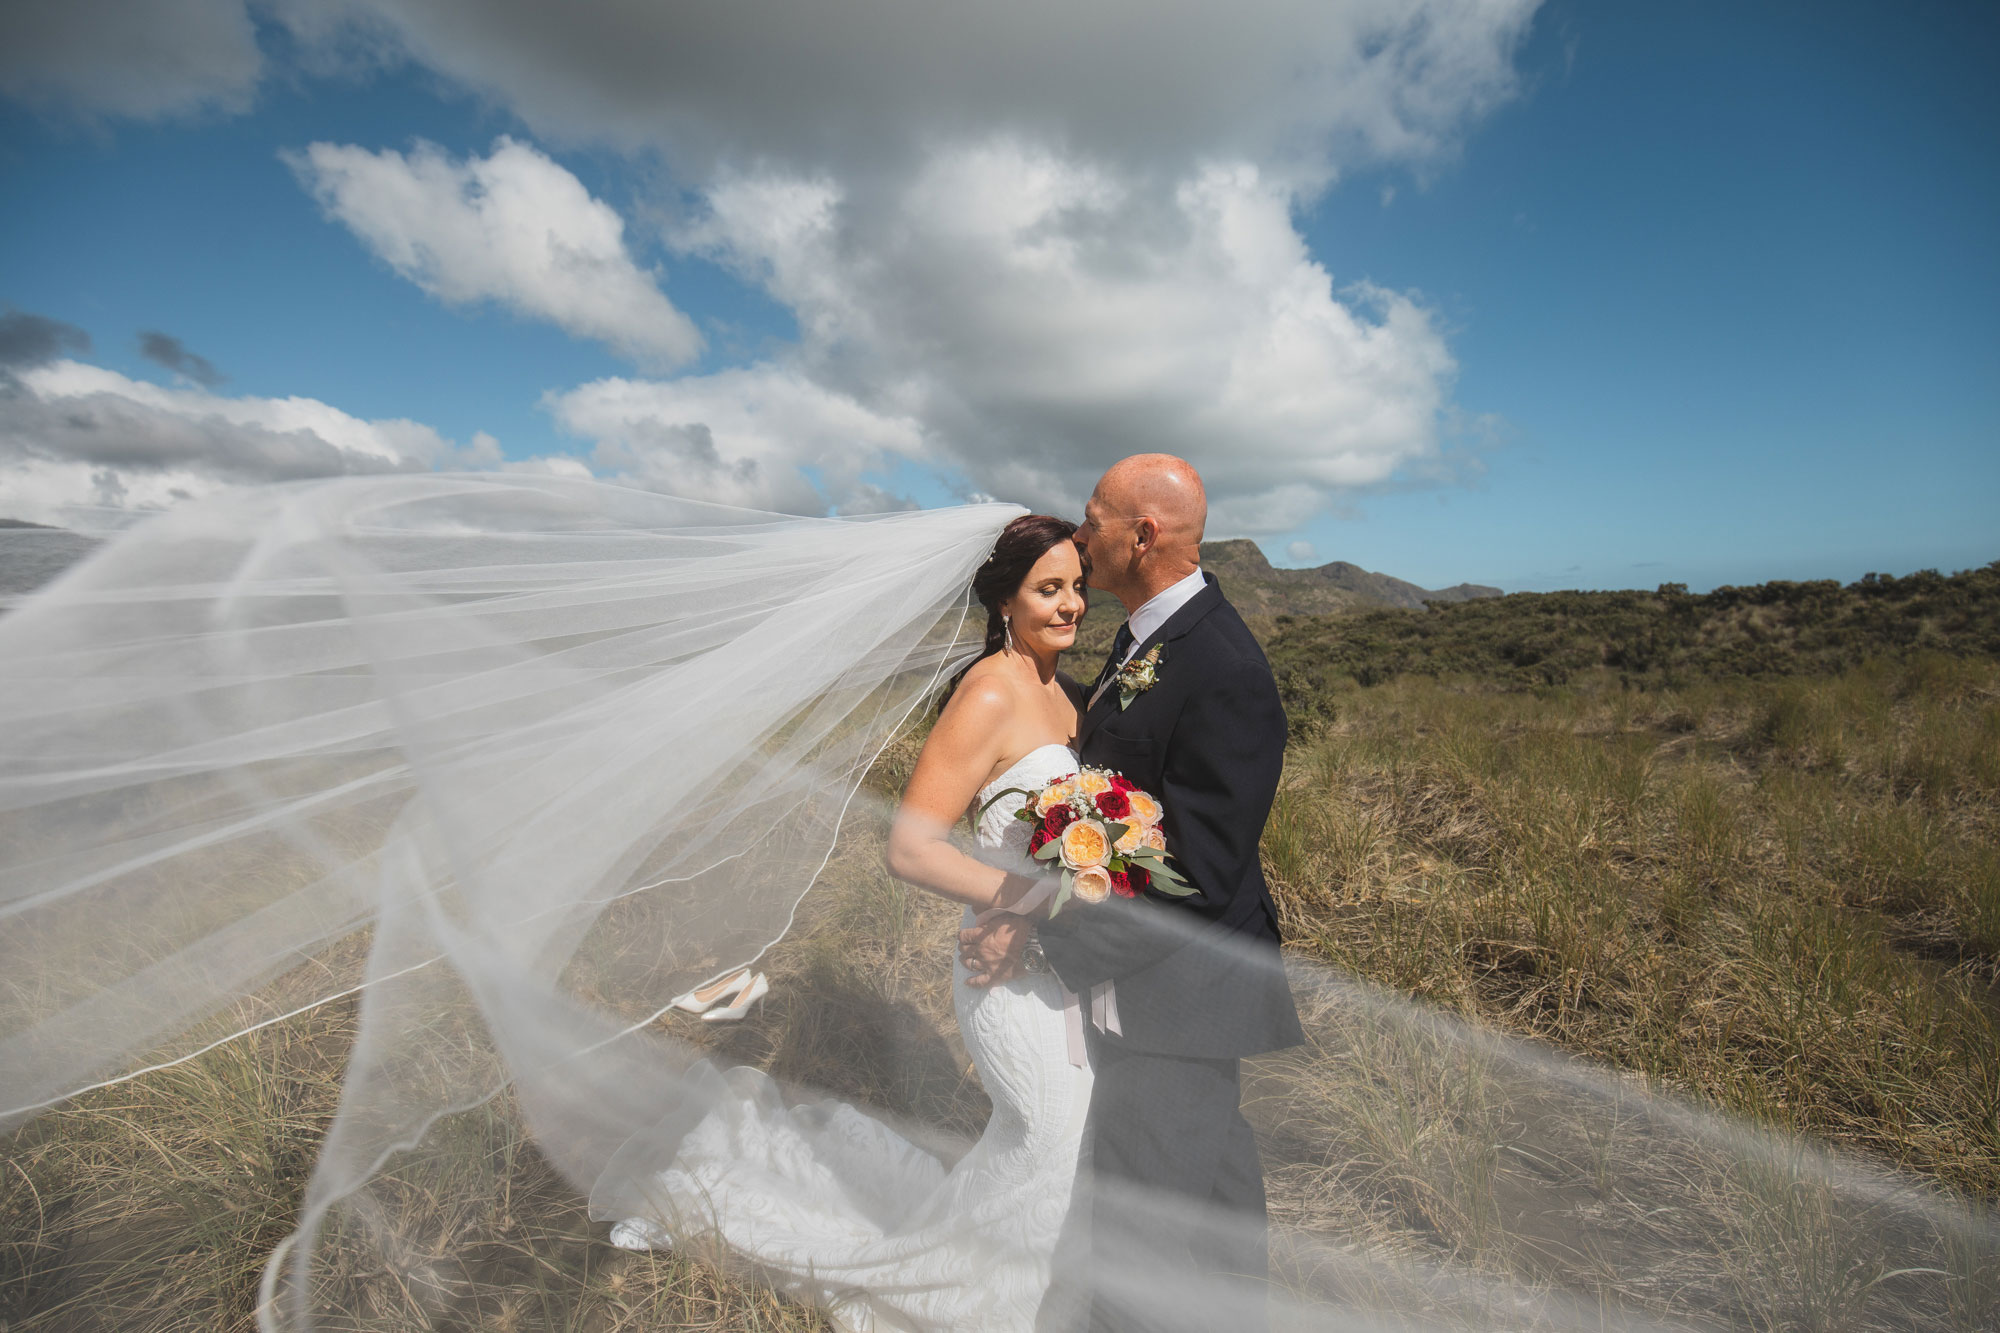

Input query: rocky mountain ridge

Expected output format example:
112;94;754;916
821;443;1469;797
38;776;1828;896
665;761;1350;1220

1197;538;1500;615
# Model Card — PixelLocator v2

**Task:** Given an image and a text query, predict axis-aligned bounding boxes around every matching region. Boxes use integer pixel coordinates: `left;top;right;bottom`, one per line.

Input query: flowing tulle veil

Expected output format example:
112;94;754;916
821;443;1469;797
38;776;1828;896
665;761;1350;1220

0;474;1021;1327
3;473;1995;1331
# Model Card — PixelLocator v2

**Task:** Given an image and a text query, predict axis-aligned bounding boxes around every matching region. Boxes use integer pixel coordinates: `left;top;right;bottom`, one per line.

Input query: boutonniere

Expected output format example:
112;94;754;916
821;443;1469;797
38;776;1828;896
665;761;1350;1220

1115;643;1164;710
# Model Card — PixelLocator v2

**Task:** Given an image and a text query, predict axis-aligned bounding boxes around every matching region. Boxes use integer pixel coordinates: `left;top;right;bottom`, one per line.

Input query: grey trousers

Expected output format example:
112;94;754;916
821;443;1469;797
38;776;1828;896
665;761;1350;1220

1080;1044;1268;1333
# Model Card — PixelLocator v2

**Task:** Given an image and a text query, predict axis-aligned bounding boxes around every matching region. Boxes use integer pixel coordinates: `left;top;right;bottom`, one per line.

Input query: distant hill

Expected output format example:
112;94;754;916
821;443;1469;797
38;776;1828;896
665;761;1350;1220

1199;539;1500;614
1067;538;1498;660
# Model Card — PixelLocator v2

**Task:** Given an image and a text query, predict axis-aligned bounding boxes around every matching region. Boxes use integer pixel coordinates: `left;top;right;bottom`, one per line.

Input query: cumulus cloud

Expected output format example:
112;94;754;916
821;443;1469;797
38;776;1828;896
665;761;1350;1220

0;0;260;120
641;147;1458;530
287;137;702;369
0;359;508;525
138;331;224;387
546;366;925;513
1287;541;1317;564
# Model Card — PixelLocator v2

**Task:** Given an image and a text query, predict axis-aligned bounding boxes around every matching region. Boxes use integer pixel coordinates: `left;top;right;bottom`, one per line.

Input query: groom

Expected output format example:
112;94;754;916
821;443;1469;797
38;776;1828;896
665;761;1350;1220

961;453;1302;1332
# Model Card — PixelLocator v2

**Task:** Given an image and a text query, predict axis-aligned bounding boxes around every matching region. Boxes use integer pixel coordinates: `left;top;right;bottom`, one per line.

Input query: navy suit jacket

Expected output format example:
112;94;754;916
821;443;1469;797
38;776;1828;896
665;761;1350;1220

1038;573;1304;1059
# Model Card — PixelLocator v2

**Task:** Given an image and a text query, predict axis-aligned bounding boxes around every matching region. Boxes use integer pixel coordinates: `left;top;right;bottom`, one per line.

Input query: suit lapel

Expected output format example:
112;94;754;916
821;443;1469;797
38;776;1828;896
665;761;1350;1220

1077;574;1225;748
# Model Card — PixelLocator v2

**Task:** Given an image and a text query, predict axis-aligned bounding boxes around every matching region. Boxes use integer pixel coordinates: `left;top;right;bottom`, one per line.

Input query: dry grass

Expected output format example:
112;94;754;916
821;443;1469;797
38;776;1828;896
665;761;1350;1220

1265;655;2000;1200
6;665;1999;1330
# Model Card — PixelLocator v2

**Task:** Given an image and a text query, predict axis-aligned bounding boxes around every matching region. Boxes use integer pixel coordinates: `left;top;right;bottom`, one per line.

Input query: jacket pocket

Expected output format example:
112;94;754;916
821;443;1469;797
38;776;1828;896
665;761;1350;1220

1086;729;1162;784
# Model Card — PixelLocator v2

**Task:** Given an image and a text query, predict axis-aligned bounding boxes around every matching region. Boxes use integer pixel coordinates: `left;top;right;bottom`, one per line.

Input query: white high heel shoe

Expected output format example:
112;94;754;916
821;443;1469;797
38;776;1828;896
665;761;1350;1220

700;972;769;1023
670;967;755;1015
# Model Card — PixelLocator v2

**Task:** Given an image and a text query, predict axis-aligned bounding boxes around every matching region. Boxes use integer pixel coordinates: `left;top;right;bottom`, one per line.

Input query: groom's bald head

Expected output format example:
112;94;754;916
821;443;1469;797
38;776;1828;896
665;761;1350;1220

1077;454;1207;612
1097;454;1207;547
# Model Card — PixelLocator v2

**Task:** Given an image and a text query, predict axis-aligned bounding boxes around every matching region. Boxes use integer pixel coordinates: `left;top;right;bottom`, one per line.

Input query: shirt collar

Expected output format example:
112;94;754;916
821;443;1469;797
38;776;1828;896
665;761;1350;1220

1121;565;1208;662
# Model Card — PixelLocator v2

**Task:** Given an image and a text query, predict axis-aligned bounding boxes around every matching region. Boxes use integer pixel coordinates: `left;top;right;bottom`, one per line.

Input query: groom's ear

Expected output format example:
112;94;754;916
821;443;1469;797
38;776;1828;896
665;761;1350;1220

1132;516;1158;551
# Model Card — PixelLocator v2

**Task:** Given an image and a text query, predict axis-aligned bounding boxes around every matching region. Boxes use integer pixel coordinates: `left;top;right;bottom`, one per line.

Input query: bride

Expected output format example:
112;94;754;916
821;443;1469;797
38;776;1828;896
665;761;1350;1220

593;513;1099;1331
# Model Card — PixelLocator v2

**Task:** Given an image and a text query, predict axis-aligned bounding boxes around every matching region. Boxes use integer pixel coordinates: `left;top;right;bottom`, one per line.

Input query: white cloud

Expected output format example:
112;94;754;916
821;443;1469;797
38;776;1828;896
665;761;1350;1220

0;345;912;525
0;0;260;120
546;366;925;514
671;148;1459;532
0;360;513;526
1287;540;1317;564
288;137;702;370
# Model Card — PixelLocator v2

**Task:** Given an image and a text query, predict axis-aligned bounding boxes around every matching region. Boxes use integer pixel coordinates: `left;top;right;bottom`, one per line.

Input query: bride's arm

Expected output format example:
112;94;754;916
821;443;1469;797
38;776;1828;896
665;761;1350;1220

885;681;1046;913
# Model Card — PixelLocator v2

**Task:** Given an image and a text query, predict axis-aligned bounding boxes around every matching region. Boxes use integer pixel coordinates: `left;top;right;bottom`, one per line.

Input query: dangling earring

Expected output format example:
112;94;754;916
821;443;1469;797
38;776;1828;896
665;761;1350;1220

1002;614;1014;652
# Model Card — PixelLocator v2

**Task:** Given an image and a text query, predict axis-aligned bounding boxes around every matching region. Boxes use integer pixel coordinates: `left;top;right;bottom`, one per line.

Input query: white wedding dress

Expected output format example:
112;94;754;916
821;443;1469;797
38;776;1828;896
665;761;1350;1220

597;742;1094;1332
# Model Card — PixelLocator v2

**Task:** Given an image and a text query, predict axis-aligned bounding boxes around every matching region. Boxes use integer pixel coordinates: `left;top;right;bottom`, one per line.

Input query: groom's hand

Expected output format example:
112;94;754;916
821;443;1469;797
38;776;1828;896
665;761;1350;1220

959;915;1028;987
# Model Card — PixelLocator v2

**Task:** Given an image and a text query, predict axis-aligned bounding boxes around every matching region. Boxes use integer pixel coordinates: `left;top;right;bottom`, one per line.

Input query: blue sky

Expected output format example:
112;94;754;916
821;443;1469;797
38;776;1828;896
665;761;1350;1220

1;0;1993;591
1291;0;2000;589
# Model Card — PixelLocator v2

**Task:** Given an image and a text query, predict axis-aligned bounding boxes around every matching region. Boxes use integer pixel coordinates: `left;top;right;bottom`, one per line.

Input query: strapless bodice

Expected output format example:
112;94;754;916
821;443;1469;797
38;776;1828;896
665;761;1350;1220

973;743;1079;859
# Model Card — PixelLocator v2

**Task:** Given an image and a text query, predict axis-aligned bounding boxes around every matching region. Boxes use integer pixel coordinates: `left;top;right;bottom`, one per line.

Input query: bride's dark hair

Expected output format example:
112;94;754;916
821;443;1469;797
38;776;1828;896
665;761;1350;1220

940;513;1080;708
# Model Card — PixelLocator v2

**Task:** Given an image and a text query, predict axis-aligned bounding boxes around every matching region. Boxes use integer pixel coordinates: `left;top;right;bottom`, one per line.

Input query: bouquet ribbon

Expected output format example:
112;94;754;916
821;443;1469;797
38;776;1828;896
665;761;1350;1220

976;878;1119;1067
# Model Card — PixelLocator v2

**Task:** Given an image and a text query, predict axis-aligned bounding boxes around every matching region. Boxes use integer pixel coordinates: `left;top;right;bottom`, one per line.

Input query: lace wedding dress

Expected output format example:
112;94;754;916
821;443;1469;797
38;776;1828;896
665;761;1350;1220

595;742;1094;1332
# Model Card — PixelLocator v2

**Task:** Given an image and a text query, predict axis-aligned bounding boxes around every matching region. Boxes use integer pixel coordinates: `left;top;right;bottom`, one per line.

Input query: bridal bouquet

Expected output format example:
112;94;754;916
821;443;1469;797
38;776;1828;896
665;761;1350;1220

981;767;1192;916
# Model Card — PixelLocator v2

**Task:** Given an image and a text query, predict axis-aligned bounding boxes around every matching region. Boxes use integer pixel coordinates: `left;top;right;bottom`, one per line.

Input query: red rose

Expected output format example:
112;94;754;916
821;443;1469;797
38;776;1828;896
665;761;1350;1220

1109;775;1137;794
1029;827;1051;853
1094;788;1132;821
1109;869;1138;898
1041;804;1076;836
1126;866;1151;893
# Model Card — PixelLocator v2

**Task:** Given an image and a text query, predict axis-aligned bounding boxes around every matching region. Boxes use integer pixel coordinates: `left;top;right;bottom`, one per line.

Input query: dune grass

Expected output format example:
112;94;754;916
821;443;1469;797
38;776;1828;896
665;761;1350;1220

5;656;1997;1330
1265;655;2000;1199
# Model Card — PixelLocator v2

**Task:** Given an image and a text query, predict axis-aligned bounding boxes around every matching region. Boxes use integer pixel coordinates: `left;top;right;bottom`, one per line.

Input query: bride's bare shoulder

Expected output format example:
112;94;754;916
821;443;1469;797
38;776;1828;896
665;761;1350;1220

937;657;1019;729
958;653;1027;692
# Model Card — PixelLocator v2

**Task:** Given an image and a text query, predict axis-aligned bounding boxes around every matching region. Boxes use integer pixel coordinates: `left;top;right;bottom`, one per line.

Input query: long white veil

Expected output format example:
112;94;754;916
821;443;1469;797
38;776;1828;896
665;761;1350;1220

1;474;1011;1327
2;473;1994;1331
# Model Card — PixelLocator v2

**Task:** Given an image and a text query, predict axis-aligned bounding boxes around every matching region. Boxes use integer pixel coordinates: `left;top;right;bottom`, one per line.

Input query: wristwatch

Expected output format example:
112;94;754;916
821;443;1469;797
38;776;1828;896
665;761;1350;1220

1019;924;1048;974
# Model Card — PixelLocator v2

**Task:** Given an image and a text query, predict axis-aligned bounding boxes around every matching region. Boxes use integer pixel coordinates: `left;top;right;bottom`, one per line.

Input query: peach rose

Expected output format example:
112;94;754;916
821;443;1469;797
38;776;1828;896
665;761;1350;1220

1035;777;1078;816
1058;817;1112;869
1076;770;1113;798
1070;865;1113;903
1113;821;1146;854
1140;824;1167;852
1123;790;1163;827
